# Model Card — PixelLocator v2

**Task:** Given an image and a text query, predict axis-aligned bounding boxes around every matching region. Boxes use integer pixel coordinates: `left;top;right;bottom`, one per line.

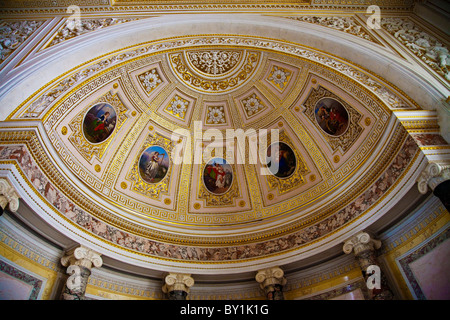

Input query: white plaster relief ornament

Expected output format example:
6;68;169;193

18;36;412;119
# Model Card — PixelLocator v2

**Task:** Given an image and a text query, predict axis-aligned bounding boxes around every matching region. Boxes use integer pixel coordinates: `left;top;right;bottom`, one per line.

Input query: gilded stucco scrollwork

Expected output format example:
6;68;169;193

187;50;242;76
46;17;138;49
0;20;44;63
287;16;376;43
13;35;415;121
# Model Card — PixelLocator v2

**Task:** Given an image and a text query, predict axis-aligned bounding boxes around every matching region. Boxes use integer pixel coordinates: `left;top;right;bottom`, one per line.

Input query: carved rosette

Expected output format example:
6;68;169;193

162;273;195;300
0;178;20;214
60;245;103;300
255;267;287;300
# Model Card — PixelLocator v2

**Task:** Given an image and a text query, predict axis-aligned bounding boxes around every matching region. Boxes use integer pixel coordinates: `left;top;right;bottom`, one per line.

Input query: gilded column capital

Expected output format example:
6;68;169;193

60;245;103;270
417;162;450;194
343;231;381;256
0;178;20;213
256;266;287;299
162;273;195;294
255;266;286;289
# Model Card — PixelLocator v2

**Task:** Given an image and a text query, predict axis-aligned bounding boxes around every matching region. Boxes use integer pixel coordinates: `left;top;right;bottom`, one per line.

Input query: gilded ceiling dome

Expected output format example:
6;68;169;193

0;9;448;283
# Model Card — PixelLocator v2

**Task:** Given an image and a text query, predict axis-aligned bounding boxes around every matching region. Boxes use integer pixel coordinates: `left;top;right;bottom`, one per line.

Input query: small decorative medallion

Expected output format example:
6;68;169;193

266;142;297;179
264;131;309;194
126;133;174;200
303;85;363;153
68;92;128;162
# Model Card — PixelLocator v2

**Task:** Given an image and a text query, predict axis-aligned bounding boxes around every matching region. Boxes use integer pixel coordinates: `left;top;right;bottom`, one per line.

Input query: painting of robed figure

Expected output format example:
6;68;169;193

82;103;117;143
203;157;233;195
266;141;296;178
138;145;170;184
314;97;349;136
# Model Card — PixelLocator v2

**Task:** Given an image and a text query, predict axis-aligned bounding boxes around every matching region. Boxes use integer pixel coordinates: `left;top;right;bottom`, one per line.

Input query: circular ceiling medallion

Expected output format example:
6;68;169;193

82;103;117;144
187;50;243;76
203;157;233;195
314;97;349;136
138;145;170;184
168;49;261;94
266;142;297;179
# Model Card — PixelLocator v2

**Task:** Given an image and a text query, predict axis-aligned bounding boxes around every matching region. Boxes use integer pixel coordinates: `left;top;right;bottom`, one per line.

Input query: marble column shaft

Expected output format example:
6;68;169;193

60;245;103;300
343;231;393;300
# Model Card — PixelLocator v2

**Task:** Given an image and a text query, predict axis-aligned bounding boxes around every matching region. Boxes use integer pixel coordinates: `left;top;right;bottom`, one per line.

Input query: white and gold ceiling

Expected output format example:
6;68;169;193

0;2;449;275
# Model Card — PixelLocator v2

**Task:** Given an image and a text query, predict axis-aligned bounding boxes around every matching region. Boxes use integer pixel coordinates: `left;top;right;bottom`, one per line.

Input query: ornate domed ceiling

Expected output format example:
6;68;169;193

1;13;447;275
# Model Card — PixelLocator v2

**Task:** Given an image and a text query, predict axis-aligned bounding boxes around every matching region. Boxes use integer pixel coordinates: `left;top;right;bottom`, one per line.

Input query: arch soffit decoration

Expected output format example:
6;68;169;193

0;15;448;274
